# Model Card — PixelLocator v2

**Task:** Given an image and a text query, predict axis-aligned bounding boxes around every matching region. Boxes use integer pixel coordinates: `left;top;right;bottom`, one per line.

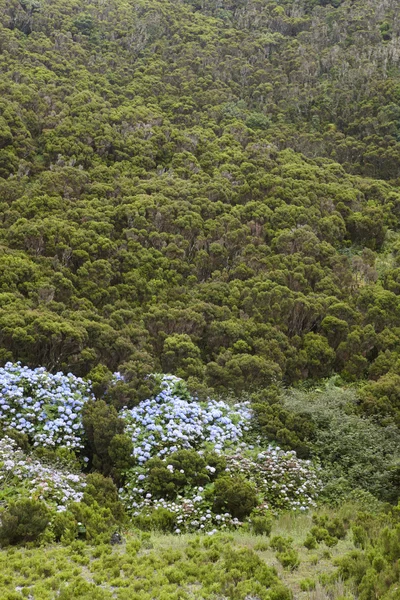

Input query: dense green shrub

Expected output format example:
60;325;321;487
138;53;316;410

276;548;300;570
145;449;223;500
283;385;400;502
270;536;293;552
134;508;177;533
303;534;318;550
211;476;258;520
83;473;126;523
250;388;314;459
82;400;134;482
312;515;348;539
0;499;50;546
250;514;273;536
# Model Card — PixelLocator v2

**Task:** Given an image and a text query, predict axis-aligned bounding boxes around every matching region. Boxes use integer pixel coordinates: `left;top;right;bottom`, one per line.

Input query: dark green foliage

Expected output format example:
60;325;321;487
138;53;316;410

312;515;348;540
250;387;314;458
0;0;400;406
146;449;224;500
52;473;127;544
0;0;400;559
83;473;126;524
304;534;318;550
0;499;50;546
134;508;177;533
281;385;400;503
211;476;258;520
82;400;134;482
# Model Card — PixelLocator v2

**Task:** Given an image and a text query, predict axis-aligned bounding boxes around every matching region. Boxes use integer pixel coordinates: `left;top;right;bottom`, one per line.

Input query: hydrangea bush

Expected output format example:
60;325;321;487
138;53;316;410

225;448;321;512
124;486;241;534
0;437;86;512
0;367;323;535
121;375;252;463
120;375;322;533
0;362;93;449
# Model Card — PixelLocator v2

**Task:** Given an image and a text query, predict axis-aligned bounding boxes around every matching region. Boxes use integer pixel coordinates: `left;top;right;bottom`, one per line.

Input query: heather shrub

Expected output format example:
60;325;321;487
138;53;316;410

250;514;273;536
0;499;50;546
270;536;293;552
304;533;318;549
276;548;300;570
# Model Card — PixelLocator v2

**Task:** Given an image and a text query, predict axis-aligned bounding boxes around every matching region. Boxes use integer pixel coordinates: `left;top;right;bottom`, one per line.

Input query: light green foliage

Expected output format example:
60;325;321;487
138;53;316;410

278;383;400;502
337;505;400;599
250;514;273;536
0;533;291;599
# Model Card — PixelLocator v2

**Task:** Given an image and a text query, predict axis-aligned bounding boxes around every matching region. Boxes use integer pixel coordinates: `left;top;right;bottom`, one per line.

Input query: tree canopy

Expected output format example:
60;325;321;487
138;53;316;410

1;0;400;421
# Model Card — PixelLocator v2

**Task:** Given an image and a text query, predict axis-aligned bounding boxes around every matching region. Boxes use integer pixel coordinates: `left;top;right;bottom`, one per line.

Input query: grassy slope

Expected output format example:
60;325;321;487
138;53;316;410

0;511;359;600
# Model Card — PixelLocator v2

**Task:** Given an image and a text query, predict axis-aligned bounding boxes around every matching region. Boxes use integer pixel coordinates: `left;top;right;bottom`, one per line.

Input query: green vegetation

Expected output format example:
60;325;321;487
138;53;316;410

1;0;400;415
1;0;400;596
0;506;397;599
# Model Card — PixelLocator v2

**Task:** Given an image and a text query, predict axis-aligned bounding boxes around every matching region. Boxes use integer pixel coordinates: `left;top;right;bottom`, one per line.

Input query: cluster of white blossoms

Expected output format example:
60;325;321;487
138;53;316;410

0;437;86;512
121;375;252;463
124;486;241;534
0;362;92;449
225;447;322;513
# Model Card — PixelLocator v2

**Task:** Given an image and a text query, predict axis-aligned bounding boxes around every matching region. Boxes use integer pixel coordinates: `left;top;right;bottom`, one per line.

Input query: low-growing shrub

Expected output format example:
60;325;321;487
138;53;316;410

212;476;258;520
300;578;316;591
352;525;368;549
270;536;293;552
310;526;330;543
254;540;270;551
276;548;300;570
250;514;273;536
304;533;318;550
312;515;347;539
0;499;50;546
325;534;339;547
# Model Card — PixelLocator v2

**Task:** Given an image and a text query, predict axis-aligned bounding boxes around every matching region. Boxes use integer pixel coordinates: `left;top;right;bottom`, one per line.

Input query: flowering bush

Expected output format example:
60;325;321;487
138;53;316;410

121;374;252;464
123;484;242;534
0;362;93;449
0;367;323;536
120;375;322;533
225;448;322;513
122;447;321;533
0;436;86;512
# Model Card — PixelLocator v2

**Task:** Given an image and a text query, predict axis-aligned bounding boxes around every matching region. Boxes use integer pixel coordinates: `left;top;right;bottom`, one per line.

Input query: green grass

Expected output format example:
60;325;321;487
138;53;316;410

0;510;360;599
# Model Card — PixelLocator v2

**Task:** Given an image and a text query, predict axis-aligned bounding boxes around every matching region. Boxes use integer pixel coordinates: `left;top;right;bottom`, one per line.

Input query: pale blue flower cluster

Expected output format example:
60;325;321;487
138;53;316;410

0;362;93;449
121;374;252;463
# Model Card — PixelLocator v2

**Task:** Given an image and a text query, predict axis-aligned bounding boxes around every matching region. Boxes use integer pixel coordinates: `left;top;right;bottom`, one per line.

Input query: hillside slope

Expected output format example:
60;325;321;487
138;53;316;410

1;0;400;421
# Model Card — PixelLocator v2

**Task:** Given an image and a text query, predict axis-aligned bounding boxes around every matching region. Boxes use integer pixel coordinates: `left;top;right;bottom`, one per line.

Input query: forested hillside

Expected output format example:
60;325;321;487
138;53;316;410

0;0;400;598
2;0;400;411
